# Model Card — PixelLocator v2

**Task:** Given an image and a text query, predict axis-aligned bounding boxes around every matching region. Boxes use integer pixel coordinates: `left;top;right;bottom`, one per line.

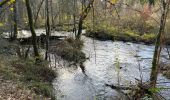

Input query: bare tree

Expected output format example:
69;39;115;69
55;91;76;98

12;0;18;40
150;0;170;88
25;0;40;59
45;0;50;60
76;0;94;39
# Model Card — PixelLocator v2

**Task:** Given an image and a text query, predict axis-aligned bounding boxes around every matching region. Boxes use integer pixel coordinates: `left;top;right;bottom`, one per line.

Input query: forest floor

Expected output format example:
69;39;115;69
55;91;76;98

0;56;53;100
0;79;50;100
0;38;56;100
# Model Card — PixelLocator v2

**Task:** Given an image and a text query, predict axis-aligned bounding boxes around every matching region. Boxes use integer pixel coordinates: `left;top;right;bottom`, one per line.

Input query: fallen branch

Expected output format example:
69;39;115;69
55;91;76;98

105;84;136;90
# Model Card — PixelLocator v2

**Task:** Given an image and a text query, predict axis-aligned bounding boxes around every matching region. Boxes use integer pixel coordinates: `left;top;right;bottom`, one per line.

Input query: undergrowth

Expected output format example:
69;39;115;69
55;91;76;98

0;55;56;99
11;59;56;99
51;37;86;63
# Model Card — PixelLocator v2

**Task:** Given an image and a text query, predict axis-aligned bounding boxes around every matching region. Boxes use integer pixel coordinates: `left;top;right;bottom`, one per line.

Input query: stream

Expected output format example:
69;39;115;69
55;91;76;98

3;29;170;100
51;33;170;99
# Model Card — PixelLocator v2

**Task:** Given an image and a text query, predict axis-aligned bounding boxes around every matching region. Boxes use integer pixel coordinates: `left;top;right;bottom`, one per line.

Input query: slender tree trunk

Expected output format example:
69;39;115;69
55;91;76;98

73;0;77;37
150;0;170;88
77;19;83;39
13;0;18;40
50;0;54;28
76;0;94;39
45;0;50;60
25;0;40;58
34;0;45;27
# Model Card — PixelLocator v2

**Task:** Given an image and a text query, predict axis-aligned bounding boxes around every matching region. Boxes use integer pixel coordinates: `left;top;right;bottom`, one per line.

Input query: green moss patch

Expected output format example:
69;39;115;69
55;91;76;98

86;28;156;44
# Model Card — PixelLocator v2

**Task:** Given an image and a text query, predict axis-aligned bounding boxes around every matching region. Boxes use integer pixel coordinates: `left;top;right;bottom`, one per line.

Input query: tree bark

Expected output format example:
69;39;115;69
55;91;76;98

150;0;170;88
13;0;18;40
34;0;45;27
45;0;50;60
25;0;40;58
76;0;94;39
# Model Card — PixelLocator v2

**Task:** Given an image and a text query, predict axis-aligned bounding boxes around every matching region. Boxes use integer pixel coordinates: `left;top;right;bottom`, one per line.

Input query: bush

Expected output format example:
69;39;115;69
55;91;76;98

51;37;86;63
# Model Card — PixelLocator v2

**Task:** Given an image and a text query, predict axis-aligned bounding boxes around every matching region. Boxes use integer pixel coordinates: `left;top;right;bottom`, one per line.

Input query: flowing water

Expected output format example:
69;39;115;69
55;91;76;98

4;29;170;100
51;34;170;99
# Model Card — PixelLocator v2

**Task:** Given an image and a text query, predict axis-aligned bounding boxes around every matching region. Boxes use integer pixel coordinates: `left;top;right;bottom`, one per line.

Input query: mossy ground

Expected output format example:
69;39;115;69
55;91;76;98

86;28;156;44
84;16;157;44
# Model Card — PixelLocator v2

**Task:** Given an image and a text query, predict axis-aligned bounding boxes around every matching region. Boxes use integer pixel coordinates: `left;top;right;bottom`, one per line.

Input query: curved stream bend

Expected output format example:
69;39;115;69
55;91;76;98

51;34;170;100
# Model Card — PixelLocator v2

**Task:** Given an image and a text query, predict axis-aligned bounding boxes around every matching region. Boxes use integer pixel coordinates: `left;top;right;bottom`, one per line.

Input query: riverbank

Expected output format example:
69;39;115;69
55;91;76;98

160;63;170;79
85;29;156;44
53;35;170;100
0;38;56;100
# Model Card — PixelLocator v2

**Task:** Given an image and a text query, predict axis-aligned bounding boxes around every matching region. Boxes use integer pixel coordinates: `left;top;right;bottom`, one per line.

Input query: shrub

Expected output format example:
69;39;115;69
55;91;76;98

51;37;86;63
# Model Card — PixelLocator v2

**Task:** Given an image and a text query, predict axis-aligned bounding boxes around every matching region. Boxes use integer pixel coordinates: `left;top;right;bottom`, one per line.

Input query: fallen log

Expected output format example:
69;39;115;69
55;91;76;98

105;84;136;90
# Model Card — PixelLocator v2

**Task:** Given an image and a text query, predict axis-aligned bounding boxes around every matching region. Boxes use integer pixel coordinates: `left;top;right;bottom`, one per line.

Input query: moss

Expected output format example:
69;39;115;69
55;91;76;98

123;30;140;37
86;27;156;44
141;33;156;41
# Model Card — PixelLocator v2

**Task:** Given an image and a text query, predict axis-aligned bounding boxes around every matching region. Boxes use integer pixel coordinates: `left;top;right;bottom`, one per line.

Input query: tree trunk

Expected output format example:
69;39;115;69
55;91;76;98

77;18;83;39
13;0;18;40
76;0;94;39
45;0;50;60
34;0;45;27
50;0;54;28
150;0;170;88
25;0;40;59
